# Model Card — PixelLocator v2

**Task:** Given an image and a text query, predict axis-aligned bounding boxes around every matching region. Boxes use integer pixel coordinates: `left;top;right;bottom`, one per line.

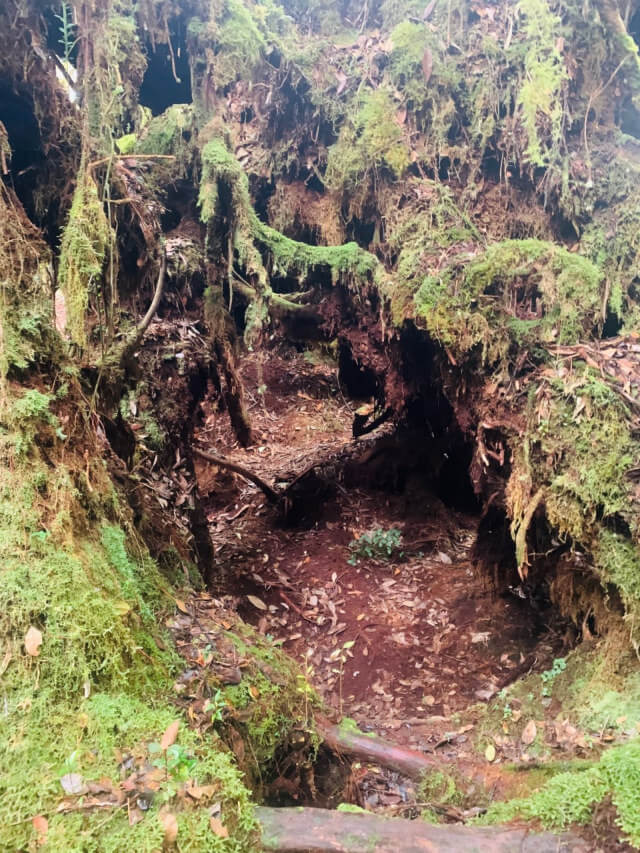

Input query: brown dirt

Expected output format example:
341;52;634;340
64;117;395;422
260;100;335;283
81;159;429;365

193;345;565;752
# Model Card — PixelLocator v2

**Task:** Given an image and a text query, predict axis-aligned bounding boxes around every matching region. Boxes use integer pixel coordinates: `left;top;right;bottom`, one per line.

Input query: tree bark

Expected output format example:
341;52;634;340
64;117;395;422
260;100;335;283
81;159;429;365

255;806;589;853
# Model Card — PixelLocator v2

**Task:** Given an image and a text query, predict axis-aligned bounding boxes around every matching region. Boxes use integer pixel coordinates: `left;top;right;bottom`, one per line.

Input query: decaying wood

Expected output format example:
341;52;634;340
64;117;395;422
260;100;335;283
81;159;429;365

315;716;439;780
255;806;589;852
193;446;281;504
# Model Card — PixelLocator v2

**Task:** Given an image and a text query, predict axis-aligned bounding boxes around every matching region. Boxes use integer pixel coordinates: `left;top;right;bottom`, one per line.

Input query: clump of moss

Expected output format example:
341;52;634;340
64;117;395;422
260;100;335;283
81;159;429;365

325;87;409;194
415;239;603;365
199;136;379;343
58;169;113;347
479;740;640;847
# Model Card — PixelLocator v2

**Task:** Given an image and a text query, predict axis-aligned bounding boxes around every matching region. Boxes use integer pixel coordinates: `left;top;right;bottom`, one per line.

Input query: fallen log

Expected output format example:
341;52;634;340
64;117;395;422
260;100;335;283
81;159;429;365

315;716;439;780
255;806;588;853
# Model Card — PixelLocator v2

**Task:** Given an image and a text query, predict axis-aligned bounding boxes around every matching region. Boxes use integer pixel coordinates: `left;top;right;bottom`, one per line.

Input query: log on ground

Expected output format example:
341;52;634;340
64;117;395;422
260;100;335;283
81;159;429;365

256;806;589;853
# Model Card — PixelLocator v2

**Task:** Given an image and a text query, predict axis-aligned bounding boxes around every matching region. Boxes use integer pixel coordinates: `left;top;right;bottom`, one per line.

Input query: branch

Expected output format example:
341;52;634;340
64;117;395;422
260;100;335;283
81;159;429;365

193;446;281;504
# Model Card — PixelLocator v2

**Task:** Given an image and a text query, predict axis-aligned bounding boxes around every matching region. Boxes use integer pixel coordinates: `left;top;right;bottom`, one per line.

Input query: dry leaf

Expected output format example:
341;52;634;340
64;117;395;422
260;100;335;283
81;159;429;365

521;720;537;745
160;812;179;844
60;773;86;795
209;816;229;838
54;289;67;336
485;743;496;762
247;594;267;611
25;626;43;657
175;599;189;614
421;48;433;84
161;720;180;751
423;0;437;19
32;814;48;845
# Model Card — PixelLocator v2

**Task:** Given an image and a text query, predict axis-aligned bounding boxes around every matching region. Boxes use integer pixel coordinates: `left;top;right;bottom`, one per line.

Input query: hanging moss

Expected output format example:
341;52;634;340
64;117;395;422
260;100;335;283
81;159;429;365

58;170;112;347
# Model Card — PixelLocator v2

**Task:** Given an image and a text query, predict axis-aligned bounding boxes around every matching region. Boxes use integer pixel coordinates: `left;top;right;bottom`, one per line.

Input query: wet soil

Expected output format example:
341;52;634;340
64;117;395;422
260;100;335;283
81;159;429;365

194;346;564;751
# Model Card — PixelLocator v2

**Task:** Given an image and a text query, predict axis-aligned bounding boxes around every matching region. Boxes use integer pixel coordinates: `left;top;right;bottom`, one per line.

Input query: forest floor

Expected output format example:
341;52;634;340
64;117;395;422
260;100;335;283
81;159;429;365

183;347;637;826
150;348;631;850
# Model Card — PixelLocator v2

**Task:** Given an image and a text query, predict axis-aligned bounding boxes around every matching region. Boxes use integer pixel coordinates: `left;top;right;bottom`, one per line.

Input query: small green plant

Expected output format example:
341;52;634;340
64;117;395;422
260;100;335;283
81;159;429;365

497;688;513;720
55;2;78;64
149;741;197;783
541;657;567;698
348;528;403;564
204;689;227;724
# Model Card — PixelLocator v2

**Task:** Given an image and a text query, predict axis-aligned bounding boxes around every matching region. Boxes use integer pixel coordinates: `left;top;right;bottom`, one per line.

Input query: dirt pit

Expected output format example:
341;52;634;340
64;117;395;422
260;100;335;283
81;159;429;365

193;347;568;754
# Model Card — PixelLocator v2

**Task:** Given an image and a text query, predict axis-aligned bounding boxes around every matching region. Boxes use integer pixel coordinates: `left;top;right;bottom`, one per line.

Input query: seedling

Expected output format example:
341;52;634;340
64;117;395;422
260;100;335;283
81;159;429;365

348;528;403;565
541;657;567;698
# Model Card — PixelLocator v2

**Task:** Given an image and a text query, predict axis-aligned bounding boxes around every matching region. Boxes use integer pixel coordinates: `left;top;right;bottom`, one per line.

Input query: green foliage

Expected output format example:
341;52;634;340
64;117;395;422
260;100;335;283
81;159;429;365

55;2;78;64
540;657;567;698
7;388;64;454
0;693;259;852
480;740;640;847
136;104;194;159
209;0;267;88
58;170;112;347
348;527;403;564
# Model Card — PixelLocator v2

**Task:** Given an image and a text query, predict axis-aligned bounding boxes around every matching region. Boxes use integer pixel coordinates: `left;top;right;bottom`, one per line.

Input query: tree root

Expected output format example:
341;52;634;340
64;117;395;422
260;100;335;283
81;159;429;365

315;715;439;780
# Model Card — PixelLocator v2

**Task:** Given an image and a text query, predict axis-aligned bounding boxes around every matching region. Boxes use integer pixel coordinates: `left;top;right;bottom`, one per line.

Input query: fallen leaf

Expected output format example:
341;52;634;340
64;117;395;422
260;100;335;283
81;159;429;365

335;70;348;95
247;594;267;611
32;815;48;845
129;805;144;826
160;811;179;843
423;0;437;19
521;720;537;746
209;816;229;838
161;720;180;751
485;743;496;762
175;599;189;614
60;773;86;795
25;626;43;657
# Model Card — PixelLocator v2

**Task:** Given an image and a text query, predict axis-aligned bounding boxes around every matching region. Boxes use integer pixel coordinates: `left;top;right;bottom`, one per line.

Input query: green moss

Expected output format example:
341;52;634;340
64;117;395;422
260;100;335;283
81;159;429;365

325;87;410;193
415;239;603;364
136;104;194;158
58;170;112;347
0;692;259;852
221;625;318;778
479;741;640;847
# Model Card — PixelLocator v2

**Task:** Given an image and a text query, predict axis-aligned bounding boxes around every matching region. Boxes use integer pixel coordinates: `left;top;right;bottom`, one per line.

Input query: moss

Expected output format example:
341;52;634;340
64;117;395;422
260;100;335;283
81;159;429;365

136;104;194;158
0;693;259;852
58;170;112;347
516;0;567;168
221;625;319;778
415;239;603;365
479;741;640;847
210;0;267;89
325;87;410;194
